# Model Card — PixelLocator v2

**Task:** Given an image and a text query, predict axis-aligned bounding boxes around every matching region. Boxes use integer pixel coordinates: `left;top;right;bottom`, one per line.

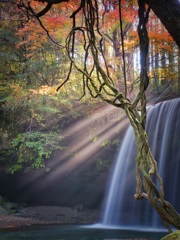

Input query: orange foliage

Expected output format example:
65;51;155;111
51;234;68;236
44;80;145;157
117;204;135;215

44;15;69;28
15;0;174;59
148;12;174;51
16;20;47;58
104;1;137;28
15;0;79;56
40;0;79;38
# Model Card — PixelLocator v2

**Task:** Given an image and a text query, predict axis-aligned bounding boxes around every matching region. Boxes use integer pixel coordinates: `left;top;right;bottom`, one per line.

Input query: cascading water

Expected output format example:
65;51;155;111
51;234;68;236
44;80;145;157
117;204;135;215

101;98;180;228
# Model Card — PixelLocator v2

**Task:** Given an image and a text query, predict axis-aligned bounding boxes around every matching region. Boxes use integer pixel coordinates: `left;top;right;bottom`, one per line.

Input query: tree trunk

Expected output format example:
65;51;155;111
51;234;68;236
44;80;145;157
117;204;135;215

145;0;180;48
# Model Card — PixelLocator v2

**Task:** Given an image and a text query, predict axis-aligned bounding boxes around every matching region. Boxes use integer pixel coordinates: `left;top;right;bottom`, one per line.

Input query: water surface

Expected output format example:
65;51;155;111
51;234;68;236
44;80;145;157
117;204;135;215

0;225;167;240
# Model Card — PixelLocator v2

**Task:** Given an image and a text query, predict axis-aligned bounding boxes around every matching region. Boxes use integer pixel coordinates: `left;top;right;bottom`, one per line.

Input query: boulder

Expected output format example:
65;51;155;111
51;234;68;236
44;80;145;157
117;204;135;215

4;202;18;210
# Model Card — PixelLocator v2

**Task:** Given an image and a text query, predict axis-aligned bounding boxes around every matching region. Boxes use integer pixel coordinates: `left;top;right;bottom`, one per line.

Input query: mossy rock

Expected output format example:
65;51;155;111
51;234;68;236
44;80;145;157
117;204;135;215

0;206;8;214
161;231;180;240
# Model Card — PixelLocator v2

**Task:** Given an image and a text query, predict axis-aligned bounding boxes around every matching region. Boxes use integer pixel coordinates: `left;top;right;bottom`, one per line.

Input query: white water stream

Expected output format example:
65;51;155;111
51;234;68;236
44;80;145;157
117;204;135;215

101;98;180;228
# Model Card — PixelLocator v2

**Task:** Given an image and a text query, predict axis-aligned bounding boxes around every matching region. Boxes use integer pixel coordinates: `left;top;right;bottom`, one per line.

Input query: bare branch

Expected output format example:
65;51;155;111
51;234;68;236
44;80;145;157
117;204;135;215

35;0;68;5
34;3;52;18
56;61;73;91
119;0;127;97
34;14;65;47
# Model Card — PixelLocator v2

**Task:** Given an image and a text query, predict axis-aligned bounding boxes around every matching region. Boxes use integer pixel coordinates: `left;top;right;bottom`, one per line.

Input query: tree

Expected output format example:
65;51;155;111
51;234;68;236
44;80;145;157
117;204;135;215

14;0;180;47
2;0;180;232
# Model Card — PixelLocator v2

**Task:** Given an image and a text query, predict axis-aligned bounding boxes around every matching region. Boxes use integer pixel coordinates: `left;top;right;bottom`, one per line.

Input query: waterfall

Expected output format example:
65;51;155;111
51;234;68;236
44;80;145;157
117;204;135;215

101;98;180;228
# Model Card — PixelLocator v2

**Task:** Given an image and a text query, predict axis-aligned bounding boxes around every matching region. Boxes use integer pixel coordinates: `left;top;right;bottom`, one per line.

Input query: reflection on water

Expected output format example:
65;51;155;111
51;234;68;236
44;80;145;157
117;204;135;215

0;225;167;240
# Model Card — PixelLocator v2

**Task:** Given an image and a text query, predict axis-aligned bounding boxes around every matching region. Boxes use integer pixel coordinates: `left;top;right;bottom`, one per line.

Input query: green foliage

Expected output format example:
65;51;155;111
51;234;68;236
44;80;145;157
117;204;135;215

10;131;63;173
95;158;110;172
112;138;121;146
9;164;23;174
85;157;111;175
0;85;12;104
0;85;67;173
92;136;98;143
0;81;101;174
101;139;111;147
101;138;121;148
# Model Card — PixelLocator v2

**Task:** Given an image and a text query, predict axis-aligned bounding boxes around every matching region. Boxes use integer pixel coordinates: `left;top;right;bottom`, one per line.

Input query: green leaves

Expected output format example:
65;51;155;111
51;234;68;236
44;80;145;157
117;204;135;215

101;139;111;147
10;131;63;173
9;164;23;174
0;81;95;174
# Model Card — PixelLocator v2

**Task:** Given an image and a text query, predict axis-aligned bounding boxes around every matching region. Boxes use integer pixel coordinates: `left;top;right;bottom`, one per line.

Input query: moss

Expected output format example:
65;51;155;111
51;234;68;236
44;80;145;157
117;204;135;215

161;231;180;240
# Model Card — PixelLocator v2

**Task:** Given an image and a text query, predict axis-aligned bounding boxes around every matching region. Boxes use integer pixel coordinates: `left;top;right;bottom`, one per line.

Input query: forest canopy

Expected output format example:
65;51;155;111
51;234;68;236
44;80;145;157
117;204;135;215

0;0;179;181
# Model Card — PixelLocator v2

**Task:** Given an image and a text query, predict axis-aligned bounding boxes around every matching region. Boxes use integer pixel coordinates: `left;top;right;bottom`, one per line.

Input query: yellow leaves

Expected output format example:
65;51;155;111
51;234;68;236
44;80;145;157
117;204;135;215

124;38;138;49
29;86;58;96
149;66;177;83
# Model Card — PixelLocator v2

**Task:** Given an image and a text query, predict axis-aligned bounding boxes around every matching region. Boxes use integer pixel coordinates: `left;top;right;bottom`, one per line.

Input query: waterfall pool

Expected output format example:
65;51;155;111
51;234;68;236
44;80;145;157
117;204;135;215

0;224;167;240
